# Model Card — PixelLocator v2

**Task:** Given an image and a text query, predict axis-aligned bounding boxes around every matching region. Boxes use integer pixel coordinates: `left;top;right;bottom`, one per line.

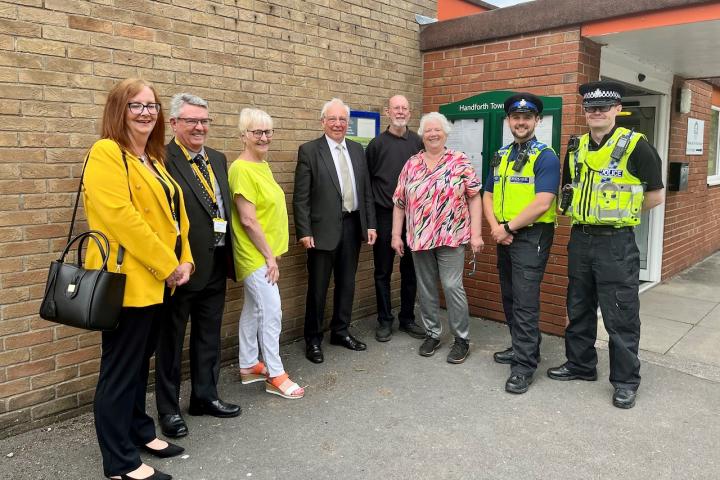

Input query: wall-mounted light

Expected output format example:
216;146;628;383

677;87;692;114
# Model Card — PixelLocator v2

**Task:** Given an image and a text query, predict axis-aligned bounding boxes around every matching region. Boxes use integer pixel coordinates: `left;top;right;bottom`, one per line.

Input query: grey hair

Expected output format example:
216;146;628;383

238;107;273;135
320;98;350;119
169;93;209;119
418;112;452;136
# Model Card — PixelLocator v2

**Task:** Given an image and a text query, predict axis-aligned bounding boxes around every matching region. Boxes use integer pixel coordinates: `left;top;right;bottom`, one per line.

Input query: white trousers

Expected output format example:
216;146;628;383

238;266;284;377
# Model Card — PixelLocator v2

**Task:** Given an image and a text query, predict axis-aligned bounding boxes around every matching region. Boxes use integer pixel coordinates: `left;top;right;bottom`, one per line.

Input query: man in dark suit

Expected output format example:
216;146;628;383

293;98;377;364
155;93;240;438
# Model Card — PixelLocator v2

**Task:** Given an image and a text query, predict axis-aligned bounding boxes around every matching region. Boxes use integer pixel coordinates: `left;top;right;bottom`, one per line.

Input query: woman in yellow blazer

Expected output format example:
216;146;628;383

83;78;193;480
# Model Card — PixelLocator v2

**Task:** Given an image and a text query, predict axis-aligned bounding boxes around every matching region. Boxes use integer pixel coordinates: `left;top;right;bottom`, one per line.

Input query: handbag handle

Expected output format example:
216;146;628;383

71;149;132;269
59;230;112;271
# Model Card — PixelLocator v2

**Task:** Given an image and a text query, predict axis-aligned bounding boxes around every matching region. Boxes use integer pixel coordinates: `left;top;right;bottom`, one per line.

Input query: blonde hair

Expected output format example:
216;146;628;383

238;107;273;136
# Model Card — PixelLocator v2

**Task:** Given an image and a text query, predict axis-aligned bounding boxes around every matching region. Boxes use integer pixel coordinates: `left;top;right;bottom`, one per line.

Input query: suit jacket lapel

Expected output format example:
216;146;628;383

347;142;363;191
318;136;341;195
130;155;176;224
168;141;213;217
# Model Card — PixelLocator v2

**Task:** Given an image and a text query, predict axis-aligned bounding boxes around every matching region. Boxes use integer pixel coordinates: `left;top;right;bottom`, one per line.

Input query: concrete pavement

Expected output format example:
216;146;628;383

1;310;719;479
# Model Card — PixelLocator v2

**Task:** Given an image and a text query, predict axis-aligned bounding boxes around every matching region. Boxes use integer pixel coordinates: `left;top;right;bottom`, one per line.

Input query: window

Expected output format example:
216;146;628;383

708;106;720;185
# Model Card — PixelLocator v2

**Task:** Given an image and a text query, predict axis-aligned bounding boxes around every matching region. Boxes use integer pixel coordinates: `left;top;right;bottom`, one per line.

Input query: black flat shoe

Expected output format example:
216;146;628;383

141;441;184;458
158;413;188;438
110;468;172;480
188;398;241;418
306;344;324;363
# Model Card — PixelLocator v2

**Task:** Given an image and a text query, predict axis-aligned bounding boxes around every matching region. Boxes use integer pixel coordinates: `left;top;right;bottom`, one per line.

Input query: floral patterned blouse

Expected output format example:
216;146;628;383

393;148;481;252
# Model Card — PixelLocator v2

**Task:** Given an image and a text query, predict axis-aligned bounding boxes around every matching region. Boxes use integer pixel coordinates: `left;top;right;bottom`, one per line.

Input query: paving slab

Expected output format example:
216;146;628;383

650;279;720;303
1;315;719;480
698;304;720;329
667;325;720;367
639;290;716;324
597;314;691;354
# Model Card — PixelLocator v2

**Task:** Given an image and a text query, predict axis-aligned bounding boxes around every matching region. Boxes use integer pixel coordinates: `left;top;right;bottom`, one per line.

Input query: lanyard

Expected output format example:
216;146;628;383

152;160;179;223
174;138;218;206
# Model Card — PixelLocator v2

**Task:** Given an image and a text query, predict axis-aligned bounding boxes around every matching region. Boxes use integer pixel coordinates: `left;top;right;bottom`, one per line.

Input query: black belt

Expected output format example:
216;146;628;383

573;224;633;236
342;210;359;218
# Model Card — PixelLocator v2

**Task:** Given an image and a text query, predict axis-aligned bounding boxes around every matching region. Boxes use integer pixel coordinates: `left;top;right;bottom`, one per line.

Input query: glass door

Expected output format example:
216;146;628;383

616;95;660;281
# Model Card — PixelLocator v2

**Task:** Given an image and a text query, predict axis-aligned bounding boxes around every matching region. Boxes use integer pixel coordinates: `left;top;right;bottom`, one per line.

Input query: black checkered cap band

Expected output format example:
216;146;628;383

583;88;621;104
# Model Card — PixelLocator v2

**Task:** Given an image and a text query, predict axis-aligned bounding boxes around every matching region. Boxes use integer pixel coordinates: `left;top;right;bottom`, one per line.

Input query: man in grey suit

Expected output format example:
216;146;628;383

293;98;377;364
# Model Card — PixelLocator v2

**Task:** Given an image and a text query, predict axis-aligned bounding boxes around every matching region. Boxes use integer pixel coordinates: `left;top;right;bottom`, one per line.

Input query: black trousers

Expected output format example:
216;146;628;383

155;248;227;415
94;296;165;478
565;227;641;390
497;223;554;376
304;212;361;346
373;205;417;326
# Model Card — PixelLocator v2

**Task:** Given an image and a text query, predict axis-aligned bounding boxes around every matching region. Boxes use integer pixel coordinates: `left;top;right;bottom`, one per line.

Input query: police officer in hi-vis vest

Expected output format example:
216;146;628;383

547;81;664;409
483;93;561;394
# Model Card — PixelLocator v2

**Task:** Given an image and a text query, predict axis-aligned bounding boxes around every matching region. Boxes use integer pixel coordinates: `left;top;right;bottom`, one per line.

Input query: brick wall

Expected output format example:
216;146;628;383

423;28;602;336
662;79;720;278
0;0;435;437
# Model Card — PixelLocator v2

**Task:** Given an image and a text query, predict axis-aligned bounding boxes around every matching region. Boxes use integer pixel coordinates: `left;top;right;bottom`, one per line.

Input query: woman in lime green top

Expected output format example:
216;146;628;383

229;108;304;399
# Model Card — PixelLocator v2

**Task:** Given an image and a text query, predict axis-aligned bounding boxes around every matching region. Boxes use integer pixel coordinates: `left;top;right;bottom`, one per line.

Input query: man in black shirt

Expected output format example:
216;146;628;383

366;95;426;342
548;81;664;409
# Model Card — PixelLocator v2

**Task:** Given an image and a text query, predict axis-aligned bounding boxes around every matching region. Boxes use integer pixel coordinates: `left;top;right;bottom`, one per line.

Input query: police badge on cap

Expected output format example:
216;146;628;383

504;92;543;115
579;81;625;107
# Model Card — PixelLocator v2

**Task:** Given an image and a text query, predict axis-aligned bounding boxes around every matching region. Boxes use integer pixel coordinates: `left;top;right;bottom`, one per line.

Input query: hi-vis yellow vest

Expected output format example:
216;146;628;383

492;140;557;224
568;127;645;226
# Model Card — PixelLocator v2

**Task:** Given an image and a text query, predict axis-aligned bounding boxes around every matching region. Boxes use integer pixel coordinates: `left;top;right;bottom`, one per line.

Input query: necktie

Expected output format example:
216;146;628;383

192;154;224;245
336;145;355;212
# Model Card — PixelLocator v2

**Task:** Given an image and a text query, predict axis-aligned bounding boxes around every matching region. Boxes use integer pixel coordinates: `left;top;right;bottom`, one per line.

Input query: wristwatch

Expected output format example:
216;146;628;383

503;223;516;235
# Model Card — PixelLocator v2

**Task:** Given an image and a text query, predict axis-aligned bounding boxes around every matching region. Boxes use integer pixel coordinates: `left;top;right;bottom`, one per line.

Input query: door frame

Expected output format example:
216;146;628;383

600;46;672;283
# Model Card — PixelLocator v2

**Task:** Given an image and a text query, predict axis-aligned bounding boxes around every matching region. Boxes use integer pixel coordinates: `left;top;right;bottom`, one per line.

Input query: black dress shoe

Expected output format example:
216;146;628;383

158;414;188;438
546;364;597;381
612;388;637;409
188;398;241;418
375;323;392;342
306;344;324;363
140;440;185;458
493;347;514;364
398;322;426;339
329;334;367;351
505;374;533;394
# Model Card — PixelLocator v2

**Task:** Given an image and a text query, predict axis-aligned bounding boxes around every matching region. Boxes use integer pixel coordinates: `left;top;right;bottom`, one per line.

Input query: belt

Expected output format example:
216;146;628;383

572;224;634;236
342;210;359;218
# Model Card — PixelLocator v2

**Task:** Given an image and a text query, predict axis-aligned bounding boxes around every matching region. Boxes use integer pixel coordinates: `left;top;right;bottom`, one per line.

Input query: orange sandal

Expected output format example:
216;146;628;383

265;373;304;399
240;361;268;385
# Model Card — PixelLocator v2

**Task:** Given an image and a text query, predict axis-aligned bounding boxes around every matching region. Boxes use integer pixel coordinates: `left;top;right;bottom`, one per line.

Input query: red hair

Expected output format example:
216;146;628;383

101;78;166;163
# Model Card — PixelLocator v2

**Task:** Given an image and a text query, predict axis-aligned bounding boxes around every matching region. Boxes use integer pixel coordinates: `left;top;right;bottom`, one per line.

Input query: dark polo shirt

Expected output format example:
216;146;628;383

366;127;423;209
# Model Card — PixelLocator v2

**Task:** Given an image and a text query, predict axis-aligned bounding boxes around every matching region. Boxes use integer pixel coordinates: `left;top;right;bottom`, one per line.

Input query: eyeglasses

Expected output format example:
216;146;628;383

177;117;212;127
127;102;161;115
467;252;477;277
247;129;274;139
584;105;616;113
324;116;348;125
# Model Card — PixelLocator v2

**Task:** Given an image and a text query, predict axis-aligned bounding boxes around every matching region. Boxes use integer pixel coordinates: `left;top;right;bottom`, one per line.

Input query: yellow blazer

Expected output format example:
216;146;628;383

82;139;194;307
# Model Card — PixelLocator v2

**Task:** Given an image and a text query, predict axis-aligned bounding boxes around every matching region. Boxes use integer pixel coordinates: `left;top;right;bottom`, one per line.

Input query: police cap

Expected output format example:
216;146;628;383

579;81;625;107
504;93;543;115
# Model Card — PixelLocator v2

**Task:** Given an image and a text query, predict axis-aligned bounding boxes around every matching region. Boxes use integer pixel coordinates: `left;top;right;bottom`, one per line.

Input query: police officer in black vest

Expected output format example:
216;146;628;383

547;81;664;409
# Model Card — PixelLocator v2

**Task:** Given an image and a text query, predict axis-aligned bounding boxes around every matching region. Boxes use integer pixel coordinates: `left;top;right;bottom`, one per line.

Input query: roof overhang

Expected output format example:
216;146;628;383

583;3;720;79
420;0;717;53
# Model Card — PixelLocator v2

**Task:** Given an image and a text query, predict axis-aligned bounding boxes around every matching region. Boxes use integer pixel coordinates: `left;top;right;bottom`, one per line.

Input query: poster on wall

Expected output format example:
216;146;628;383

502;116;554;148
686;117;704;155
446;118;484;178
347;110;380;149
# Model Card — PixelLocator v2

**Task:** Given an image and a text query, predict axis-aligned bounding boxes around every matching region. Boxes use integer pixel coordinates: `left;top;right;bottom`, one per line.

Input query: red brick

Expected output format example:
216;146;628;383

6;358;54;381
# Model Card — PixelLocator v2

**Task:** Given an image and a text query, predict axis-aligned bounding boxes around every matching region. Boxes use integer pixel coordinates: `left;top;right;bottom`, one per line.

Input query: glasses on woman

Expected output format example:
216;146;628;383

247;129;274;139
127;102;161;115
583;105;615;113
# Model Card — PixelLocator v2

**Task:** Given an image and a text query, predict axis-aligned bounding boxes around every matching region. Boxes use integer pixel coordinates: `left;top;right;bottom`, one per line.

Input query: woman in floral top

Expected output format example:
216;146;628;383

391;112;483;363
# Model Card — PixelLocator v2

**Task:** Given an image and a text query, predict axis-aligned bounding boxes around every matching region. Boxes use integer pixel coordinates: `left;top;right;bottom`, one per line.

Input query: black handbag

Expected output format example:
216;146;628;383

39;152;130;331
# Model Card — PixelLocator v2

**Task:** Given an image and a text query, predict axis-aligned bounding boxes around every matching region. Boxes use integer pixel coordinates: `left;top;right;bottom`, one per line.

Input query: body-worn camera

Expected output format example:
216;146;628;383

560;184;574;214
